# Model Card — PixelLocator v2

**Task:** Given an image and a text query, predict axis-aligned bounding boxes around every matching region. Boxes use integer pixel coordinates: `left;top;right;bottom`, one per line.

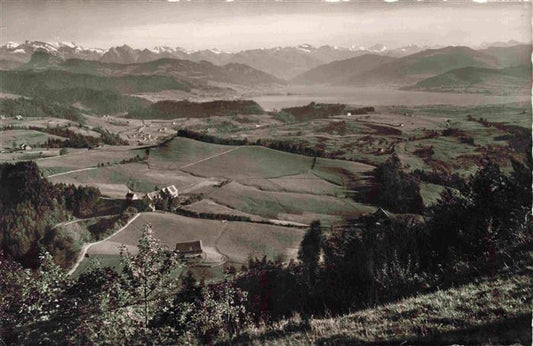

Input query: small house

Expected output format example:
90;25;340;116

175;240;203;257
20;143;32;151
15;115;23;120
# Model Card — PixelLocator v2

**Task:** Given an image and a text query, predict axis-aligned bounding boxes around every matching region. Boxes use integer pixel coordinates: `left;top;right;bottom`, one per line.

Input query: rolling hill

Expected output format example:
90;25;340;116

126;99;264;119
338;46;500;86
407;65;531;95
291;54;397;85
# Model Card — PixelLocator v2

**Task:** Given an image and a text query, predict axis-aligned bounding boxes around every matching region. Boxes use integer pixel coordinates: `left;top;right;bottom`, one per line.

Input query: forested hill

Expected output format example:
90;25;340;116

127;99;264;119
0;162;100;268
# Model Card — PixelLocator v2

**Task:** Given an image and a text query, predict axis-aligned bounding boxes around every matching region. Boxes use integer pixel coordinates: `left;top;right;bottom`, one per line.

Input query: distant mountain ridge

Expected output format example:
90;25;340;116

16;51;284;88
338;46;500;86
0;41;430;78
291;54;397;84
291;44;530;89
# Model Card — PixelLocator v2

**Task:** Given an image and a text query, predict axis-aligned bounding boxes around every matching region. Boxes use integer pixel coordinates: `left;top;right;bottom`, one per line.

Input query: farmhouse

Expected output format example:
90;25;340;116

143;185;179;211
125;191;138;201
175;240;203;258
145;185;178;201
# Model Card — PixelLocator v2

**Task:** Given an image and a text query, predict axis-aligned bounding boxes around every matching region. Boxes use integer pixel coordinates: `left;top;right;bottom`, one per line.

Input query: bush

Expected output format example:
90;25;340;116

273;111;295;124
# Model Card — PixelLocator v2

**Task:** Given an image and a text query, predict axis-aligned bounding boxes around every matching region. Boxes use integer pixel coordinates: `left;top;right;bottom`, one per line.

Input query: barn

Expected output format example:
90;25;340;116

175;240;203;258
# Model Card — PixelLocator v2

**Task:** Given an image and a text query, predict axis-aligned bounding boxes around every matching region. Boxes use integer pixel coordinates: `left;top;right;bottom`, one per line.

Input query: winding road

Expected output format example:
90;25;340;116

67;213;141;276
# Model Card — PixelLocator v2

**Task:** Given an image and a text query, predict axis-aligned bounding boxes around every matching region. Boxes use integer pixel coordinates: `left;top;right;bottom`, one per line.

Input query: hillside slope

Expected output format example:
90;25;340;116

233;265;532;345
480;44;532;68
291;54;397;85
407;65;531;95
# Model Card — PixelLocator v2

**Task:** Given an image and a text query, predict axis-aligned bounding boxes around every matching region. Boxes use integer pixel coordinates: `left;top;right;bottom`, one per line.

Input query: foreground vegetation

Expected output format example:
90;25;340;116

234;266;532;345
0;154;530;344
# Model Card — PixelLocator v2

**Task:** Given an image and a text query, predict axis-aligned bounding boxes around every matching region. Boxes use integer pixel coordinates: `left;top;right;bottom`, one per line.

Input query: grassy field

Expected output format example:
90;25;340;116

182;145;313;180
37;147;142;175
207;181;374;225
411;103;531;129
234;267;532;345
0;129;66;149
91;212;304;265
183;199;266;222
218;222;304;263
146;138;375;224
264;173;345;196
147;136;236;170
47;162;207;197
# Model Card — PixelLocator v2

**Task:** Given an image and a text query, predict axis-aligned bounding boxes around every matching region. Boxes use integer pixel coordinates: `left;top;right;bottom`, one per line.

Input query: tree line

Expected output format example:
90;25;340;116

42;125;128;148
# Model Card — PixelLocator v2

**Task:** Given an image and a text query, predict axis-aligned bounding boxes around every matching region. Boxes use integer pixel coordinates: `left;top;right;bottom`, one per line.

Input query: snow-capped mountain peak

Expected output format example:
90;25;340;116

6;42;20;49
297;43;315;52
150;46;177;53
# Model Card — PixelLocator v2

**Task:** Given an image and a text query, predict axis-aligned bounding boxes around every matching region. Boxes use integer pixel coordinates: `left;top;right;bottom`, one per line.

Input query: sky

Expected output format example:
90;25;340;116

1;1;531;51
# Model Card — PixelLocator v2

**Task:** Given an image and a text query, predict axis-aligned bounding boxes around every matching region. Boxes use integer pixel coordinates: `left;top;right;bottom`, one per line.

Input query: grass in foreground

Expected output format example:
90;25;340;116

231;266;532;345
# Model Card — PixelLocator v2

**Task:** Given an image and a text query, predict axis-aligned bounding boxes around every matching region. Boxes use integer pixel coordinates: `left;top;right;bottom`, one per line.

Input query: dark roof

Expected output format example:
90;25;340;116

175;240;202;254
373;207;391;219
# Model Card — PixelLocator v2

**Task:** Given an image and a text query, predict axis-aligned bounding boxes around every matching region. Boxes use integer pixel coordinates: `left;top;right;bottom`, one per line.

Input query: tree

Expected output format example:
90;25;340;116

298;220;323;286
119;224;182;340
370;154;424;213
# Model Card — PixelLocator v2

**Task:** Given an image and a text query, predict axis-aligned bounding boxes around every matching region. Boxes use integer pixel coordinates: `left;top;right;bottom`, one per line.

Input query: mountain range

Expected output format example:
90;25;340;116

1;41;530;98
0;41;429;79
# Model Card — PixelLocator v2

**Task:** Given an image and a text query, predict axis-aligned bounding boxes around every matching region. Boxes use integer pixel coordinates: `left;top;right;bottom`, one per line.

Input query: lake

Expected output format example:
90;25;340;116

251;86;531;111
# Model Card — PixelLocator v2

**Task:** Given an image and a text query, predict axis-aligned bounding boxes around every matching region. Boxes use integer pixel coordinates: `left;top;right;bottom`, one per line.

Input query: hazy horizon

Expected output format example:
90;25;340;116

2;1;531;52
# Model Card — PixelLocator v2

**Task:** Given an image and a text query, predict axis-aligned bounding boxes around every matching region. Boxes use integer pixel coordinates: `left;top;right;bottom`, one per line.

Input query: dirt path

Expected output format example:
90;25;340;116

179;147;241;170
67;213;141;276
48;166;97;178
212;223;231;264
53;214;119;230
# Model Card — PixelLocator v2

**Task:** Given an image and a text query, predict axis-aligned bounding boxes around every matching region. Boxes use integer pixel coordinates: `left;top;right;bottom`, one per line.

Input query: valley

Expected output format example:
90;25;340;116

0;35;531;345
